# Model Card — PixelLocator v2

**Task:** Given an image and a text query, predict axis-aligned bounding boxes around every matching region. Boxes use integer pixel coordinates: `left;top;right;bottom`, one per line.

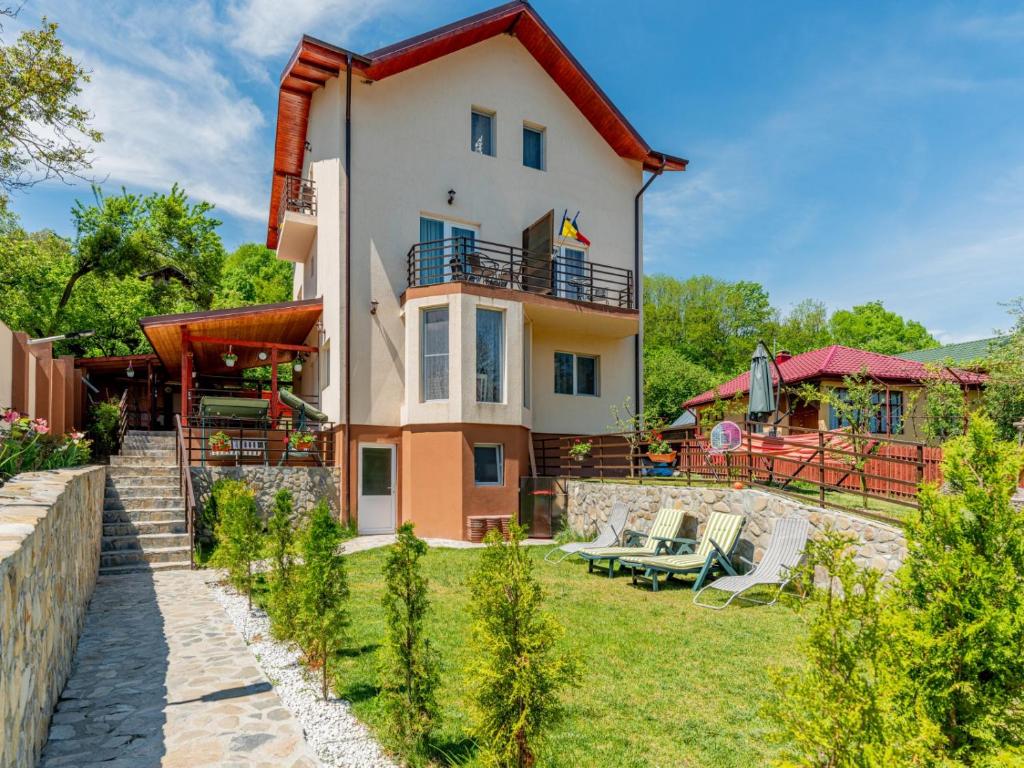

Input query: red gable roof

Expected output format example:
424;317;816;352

267;1;687;248
684;345;988;408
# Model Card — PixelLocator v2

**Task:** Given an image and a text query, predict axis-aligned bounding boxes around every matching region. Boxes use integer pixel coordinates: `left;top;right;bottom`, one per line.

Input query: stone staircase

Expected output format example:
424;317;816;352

101;431;191;575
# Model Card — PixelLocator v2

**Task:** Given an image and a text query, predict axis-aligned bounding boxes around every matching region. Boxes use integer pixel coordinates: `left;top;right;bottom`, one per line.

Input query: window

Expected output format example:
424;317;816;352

476;308;504;402
557;246;587;300
523;124;545;169
827;388;904;434
471;109;494;156
418;217;480;285
421;307;449;401
474;444;504;485
554;352;599;396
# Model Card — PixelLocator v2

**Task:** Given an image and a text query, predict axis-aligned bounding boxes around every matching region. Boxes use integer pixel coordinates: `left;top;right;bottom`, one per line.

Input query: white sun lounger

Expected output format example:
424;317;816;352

692;517;810;609
544;502;629;563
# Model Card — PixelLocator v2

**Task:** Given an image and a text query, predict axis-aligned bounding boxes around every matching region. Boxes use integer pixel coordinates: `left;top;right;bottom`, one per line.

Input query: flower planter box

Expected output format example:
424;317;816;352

647;452;677;464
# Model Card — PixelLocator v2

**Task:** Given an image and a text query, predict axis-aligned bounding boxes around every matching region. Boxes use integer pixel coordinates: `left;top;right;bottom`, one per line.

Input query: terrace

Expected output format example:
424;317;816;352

407;236;636;310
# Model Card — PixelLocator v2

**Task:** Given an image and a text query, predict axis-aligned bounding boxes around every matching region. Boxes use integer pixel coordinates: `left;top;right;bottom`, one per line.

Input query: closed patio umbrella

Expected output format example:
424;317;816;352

747;341;777;424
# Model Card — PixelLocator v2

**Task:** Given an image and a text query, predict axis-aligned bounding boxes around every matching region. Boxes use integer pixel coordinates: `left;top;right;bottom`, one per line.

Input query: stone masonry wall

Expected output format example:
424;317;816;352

0;466;105;768
191;466;342;534
566;481;907;579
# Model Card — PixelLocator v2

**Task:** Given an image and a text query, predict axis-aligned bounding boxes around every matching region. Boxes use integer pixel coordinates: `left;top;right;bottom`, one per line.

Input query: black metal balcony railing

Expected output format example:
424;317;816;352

407;237;635;309
279;175;316;223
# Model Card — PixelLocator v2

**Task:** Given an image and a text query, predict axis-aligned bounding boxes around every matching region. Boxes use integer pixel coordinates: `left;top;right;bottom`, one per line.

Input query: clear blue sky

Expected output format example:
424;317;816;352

8;1;1024;342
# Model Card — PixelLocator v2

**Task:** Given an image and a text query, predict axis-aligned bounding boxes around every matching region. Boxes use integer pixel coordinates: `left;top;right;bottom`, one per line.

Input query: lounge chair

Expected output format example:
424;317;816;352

622;511;744;592
544;502;629;563
693;517;810;609
578;506;686;578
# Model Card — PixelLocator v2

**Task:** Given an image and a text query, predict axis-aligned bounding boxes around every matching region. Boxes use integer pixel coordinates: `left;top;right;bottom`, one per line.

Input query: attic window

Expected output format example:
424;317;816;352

471;109;495;156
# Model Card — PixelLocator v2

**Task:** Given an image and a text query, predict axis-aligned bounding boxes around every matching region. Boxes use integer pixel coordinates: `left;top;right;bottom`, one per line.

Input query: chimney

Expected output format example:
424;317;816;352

775;350;793;364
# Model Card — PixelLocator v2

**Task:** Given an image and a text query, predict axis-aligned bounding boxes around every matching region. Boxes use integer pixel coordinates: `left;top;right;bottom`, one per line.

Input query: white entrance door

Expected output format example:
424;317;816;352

358;444;396;534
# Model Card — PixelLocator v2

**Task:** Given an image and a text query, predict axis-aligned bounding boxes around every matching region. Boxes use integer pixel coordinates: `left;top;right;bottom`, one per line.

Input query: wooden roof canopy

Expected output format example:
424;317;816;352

267;0;688;248
139;299;323;375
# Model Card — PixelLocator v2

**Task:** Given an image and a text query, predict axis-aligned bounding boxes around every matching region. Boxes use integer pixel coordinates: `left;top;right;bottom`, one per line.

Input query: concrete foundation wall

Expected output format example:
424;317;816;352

0;466;105;768
566;481;908;578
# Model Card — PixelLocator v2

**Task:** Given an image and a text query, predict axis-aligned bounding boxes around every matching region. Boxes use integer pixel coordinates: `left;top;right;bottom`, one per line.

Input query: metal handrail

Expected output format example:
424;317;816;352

279;175;316;223
115;389;130;454
174;414;198;570
407;236;635;309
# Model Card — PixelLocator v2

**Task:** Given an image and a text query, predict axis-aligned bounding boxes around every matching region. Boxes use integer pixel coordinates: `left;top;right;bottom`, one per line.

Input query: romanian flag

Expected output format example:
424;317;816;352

560;210;591;246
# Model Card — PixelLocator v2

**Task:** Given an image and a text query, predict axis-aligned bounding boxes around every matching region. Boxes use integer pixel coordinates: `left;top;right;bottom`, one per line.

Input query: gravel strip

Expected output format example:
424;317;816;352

206;573;398;768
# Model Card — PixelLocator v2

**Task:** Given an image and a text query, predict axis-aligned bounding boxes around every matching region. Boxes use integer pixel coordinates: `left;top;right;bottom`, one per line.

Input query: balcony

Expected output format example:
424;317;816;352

276;175;317;263
406;237;635;310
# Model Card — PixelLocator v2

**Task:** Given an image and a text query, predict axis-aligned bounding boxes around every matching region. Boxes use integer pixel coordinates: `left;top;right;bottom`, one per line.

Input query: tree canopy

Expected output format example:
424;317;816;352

0;191;292;357
0;14;101;193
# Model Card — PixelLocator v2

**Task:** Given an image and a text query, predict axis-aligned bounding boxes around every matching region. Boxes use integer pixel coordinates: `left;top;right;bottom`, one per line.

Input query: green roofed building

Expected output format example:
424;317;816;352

897;336;1006;366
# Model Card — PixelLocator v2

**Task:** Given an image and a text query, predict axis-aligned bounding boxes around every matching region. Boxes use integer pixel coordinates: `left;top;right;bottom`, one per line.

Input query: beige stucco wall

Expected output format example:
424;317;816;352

0;320;12;410
292;34;644;432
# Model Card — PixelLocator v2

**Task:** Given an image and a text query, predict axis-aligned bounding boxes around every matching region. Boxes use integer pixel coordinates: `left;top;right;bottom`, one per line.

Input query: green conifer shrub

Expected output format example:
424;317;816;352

295;499;349;700
379;522;440;761
266;488;298;641
209;479;262;609
466;524;577;768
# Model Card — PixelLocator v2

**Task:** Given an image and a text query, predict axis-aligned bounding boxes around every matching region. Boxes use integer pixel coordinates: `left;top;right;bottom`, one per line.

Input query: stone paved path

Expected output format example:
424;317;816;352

40;570;319;768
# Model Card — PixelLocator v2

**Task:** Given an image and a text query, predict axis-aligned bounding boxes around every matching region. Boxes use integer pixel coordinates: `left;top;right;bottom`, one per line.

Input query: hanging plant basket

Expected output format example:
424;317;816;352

208;431;233;454
288;431;316;453
222;353;238;368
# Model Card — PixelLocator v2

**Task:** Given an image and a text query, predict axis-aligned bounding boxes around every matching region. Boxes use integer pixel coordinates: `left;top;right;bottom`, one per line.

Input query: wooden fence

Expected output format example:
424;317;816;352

534;423;943;515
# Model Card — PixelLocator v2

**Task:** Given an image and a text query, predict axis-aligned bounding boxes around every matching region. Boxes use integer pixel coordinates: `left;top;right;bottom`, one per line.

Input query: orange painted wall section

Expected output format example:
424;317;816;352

397;424;529;540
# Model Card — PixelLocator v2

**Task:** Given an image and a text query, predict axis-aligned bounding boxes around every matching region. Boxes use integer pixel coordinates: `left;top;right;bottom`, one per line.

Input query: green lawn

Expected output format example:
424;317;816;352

330;544;807;767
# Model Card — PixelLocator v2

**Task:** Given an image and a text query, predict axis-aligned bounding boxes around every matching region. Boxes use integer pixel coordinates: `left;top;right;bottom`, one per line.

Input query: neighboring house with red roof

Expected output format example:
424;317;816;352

683;345;987;440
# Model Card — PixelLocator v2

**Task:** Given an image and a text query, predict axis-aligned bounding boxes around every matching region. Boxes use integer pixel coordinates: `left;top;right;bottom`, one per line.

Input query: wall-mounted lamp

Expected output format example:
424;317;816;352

257;350;269;361
370;300;379;315
126;361;135;378
293;354;304;374
447;189;456;205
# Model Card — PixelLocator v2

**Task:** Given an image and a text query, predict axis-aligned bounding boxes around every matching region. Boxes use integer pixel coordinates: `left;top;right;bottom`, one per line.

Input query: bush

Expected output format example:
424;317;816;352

295;499;349;700
379;523;439;761
210;480;262;608
266;489;298;641
893;415;1024;759
466;523;578;768
87;398;121;458
1;409;91;484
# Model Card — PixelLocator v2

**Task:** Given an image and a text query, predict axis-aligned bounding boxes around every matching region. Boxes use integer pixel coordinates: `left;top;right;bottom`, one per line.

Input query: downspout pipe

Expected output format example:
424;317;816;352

633;156;666;422
343;54;353;523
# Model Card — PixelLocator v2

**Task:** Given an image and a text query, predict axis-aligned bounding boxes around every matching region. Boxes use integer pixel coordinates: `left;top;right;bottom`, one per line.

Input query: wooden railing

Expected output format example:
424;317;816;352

534;423;943;520
180;416;336;468
407;236;635;310
279;175;317;222
174;415;198;569
115;389;130;454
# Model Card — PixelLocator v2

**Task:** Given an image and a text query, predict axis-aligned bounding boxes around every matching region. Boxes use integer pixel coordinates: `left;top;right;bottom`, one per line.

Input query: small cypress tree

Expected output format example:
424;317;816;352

467;523;577;768
266;489;298;640
380;522;440;760
210;480;262;610
295;499;349;700
893;414;1024;759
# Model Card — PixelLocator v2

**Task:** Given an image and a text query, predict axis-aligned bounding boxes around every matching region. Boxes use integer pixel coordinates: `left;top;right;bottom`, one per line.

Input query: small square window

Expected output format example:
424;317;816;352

471;110;494;156
523;124;545;170
554;351;599;396
474;444;504;485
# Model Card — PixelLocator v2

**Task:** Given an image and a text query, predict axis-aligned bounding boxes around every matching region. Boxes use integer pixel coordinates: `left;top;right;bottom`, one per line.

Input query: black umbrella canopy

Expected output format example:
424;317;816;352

747;341;777;421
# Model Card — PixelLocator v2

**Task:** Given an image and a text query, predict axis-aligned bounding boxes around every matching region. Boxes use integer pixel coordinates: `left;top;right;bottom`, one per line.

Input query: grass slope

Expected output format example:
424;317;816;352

332;544;805;767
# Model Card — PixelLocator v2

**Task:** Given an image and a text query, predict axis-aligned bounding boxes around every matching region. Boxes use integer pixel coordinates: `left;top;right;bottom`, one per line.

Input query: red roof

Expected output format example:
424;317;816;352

684;345;988;408
267;1;687;248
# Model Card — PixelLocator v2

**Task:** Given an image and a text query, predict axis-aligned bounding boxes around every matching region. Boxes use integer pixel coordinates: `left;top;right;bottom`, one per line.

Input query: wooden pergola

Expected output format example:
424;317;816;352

140;299;323;423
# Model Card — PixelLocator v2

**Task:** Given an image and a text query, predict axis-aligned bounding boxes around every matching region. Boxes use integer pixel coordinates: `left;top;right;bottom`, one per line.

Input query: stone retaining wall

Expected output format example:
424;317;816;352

0;466;105;768
566;481;907;578
191;466;342;531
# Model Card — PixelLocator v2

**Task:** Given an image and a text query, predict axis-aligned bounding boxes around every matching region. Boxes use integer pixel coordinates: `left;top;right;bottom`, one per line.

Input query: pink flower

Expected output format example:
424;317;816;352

70;431;85;441
32;418;50;435
2;409;19;424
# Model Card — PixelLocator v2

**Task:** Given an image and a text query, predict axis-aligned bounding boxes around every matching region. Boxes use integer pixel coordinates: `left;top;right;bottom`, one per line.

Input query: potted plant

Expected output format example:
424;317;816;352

209;431;232;454
222;351;238;368
646;430;676;464
289;431;316;453
568;438;592;463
